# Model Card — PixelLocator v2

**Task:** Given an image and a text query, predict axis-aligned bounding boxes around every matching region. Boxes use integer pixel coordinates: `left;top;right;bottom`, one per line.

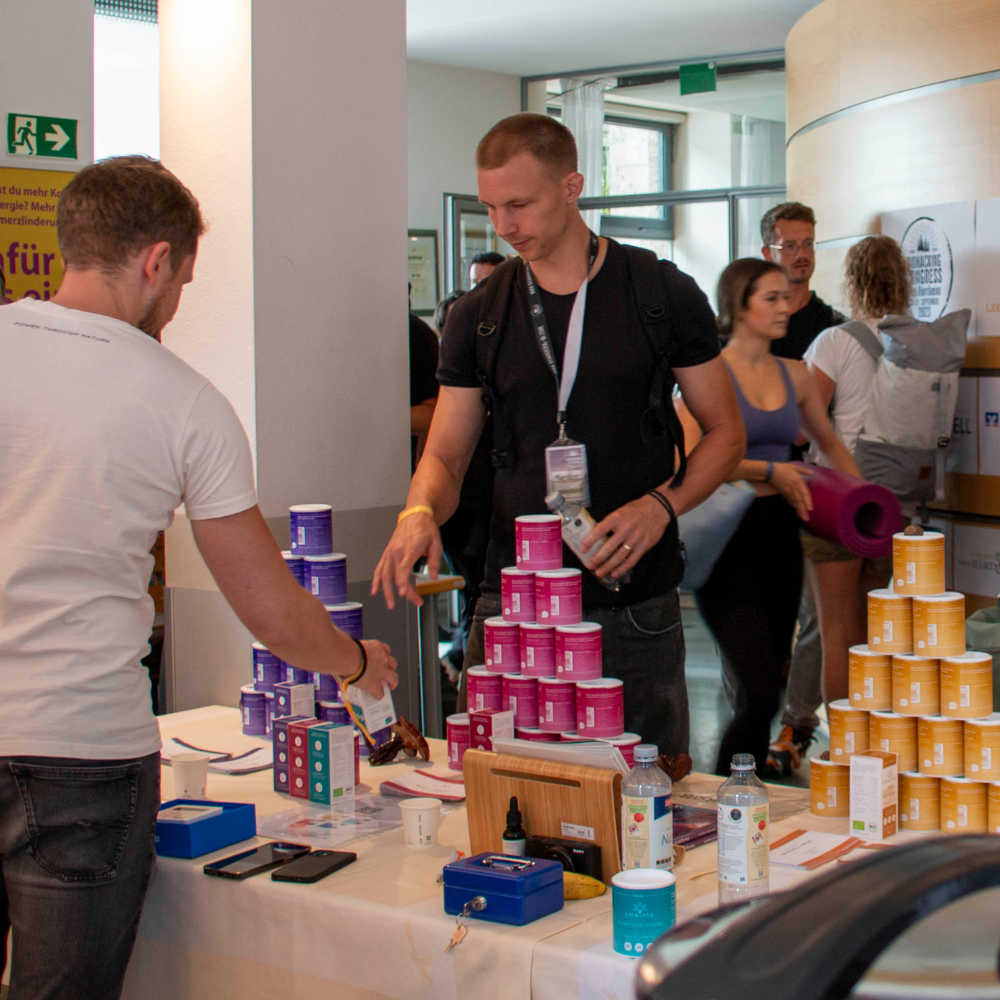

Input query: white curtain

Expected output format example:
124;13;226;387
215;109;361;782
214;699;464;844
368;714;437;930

560;78;611;234
732;116;787;259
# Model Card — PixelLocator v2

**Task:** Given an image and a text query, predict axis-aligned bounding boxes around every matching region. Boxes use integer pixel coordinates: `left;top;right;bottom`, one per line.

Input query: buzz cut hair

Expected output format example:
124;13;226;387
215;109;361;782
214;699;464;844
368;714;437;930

760;202;816;246
476;113;578;178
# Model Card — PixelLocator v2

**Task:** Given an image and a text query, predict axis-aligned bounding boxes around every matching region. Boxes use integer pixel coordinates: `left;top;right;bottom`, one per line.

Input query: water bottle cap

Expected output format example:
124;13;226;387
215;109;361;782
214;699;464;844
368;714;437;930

731;753;756;771
634;744;658;762
545;491;564;511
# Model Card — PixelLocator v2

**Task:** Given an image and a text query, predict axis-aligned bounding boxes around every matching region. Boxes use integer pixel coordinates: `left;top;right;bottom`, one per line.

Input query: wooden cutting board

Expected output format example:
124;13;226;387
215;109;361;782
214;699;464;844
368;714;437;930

463;749;623;885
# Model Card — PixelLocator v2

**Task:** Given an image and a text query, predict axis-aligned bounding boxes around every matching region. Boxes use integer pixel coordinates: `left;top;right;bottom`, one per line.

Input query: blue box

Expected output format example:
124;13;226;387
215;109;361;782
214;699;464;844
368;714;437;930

155;799;256;858
443;853;564;926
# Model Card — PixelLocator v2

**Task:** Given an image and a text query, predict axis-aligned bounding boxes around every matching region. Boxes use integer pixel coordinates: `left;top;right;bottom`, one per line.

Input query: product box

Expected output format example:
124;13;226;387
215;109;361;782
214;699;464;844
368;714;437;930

274;682;315;719
272;714;309;794
155;799;256;858
289;718;325;799
850;750;898;841
344;683;396;732
469;709;515;750
307;722;356;806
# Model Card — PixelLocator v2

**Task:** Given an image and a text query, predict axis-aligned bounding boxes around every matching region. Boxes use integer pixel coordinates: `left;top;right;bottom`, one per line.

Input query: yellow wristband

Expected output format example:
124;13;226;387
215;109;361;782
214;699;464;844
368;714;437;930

397;504;434;525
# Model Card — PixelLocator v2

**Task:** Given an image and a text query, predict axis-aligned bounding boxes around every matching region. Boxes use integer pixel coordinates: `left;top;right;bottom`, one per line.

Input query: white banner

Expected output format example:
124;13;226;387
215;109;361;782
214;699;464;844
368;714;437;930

953;523;1000;598
947;376;978;475
978;377;1000;477
975;197;1000;339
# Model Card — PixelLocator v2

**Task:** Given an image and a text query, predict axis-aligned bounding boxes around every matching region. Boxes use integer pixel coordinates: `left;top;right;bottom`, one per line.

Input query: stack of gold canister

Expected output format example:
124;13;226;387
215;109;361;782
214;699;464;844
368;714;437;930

810;528;1000;835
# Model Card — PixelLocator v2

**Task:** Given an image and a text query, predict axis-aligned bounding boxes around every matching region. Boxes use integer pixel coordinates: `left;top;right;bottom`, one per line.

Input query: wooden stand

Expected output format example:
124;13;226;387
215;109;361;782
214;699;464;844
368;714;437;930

463;749;623;885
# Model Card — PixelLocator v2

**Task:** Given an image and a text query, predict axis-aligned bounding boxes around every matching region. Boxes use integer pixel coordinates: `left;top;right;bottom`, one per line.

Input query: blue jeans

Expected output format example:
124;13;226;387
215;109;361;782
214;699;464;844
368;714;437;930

463;590;689;755
0;752;160;1000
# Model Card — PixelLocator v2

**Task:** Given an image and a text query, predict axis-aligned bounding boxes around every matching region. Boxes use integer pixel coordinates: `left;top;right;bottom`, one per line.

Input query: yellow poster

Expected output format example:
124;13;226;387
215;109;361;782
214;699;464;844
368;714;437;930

0;166;75;301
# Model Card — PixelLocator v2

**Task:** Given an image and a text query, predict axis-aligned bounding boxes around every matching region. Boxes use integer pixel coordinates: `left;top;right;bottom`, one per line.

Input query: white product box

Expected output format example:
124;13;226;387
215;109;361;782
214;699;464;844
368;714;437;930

345;683;397;732
850;750;898;842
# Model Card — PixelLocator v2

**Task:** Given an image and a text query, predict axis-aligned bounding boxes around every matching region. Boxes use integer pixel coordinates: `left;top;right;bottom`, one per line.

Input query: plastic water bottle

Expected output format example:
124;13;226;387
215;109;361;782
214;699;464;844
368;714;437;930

717;753;770;905
621;744;673;871
545;491;630;591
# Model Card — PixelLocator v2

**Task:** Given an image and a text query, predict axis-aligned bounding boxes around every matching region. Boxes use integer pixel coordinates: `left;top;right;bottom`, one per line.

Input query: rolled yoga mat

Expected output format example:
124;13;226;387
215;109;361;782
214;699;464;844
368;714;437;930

793;463;903;559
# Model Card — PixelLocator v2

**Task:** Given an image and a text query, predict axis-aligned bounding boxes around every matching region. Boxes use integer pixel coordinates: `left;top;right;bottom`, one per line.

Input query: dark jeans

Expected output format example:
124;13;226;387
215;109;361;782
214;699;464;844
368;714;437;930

696;495;803;775
463;589;689;755
0;751;160;1000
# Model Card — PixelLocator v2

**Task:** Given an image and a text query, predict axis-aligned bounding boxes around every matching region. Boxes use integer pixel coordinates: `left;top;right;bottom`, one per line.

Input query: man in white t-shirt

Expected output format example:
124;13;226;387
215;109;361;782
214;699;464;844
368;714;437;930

0;157;398;1000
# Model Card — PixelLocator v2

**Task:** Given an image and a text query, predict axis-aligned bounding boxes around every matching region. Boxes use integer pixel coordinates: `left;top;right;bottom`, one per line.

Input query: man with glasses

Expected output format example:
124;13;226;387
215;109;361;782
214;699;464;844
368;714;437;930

759;202;845;776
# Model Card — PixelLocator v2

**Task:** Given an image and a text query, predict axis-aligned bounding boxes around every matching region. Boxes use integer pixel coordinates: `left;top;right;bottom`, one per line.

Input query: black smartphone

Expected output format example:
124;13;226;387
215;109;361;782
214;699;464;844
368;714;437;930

271;849;357;883
203;842;310;880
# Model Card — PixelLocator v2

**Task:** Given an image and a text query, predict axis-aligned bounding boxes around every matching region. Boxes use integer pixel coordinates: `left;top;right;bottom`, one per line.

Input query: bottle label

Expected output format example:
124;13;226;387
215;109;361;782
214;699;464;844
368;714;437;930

623;794;673;870
561;508;599;557
717;802;769;885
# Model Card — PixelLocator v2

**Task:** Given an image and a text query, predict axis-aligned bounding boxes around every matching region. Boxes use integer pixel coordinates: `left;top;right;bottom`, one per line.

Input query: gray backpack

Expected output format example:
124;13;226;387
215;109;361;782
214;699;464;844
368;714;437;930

843;310;970;506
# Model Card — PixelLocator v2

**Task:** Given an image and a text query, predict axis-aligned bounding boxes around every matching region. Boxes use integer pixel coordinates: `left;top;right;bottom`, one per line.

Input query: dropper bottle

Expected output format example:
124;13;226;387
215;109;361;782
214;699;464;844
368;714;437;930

503;796;526;856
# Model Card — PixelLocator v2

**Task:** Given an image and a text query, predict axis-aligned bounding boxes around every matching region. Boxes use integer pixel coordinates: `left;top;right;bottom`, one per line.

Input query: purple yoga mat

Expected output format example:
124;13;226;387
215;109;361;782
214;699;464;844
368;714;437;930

793;463;903;559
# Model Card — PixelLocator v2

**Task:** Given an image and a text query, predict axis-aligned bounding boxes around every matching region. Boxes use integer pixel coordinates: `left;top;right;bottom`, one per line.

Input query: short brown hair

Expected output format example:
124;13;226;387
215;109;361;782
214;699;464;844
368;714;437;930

58;155;205;273
760;202;816;245
716;258;785;338
476;113;577;178
843;236;911;318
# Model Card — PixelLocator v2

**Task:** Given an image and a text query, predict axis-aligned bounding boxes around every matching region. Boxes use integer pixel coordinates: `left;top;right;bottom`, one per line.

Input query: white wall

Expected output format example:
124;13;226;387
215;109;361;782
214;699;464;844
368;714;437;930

407;59;520;282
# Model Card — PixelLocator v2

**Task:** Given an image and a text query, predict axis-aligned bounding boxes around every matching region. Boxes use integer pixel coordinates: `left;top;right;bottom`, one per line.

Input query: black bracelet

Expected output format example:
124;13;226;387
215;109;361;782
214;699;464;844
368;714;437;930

343;635;367;686
647;488;677;525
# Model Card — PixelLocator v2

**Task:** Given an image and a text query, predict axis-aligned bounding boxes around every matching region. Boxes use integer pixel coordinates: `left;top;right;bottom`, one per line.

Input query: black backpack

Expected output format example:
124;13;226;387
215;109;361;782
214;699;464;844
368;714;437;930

471;241;687;486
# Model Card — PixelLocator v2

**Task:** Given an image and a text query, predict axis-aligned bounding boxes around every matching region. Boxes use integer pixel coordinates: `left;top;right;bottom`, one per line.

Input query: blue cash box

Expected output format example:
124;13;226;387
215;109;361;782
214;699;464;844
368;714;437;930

443;853;564;926
155;799;256;858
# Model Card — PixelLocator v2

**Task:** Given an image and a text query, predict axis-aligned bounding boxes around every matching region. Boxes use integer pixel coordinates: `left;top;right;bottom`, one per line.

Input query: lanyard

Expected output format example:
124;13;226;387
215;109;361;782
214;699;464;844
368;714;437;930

523;231;599;439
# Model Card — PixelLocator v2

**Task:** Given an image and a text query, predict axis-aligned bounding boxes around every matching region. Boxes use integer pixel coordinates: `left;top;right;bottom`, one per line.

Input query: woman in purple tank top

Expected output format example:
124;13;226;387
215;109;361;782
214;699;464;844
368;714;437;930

681;259;857;776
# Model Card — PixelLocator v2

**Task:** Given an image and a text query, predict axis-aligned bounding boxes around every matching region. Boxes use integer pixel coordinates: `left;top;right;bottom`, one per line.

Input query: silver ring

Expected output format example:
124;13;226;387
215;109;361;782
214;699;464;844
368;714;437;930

621;544;633;553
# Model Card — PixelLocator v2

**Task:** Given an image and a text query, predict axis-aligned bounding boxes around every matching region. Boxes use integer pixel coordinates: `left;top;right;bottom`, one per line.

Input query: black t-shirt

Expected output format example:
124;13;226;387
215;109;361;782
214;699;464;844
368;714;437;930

771;292;846;361
438;239;720;608
409;313;440;406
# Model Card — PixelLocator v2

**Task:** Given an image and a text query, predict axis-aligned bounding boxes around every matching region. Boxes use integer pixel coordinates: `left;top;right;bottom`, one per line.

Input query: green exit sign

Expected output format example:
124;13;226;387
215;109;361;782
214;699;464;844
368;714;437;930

6;113;78;159
679;62;717;96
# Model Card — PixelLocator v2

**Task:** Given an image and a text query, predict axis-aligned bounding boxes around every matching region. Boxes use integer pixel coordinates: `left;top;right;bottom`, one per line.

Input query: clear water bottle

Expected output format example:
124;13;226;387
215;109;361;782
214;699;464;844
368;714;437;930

622;744;673;871
545;491;630;592
717;753;770;905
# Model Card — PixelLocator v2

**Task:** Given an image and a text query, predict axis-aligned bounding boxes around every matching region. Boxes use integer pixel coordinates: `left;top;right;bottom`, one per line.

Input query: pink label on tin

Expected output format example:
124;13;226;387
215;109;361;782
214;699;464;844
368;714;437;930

515;727;561;742
515;516;563;571
520;624;556;676
555;624;603;679
503;675;539;728
446;714;470;772
538;679;577;732
501;569;536;623
484;617;520;670
605;733;641;767
576;680;624;738
535;571;583;626
467;668;504;712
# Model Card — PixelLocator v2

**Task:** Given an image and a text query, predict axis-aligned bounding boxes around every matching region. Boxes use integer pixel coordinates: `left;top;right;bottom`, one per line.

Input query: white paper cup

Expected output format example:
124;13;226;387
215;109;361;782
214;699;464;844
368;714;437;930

399;796;442;848
172;752;210;799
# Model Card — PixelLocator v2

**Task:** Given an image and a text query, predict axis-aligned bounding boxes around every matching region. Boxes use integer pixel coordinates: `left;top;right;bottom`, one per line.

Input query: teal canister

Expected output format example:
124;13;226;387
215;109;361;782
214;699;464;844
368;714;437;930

611;869;676;956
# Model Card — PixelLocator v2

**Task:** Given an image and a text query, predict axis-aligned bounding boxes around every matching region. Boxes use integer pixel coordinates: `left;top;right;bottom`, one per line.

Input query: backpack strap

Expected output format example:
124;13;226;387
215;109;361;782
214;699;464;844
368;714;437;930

473;257;520;469
621;243;687;488
841;320;884;361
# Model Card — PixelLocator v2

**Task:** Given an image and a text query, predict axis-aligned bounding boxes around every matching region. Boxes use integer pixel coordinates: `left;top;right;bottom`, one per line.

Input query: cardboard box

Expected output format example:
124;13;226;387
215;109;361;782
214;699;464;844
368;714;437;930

850;750;898;841
289;719;325;799
307;722;356;806
274;682;315;719
469;709;515;750
345;683;396;732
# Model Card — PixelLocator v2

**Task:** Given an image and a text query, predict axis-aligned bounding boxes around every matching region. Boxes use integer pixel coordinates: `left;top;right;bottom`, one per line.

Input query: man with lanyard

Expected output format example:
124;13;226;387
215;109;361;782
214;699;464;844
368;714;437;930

373;113;744;755
759;201;846;776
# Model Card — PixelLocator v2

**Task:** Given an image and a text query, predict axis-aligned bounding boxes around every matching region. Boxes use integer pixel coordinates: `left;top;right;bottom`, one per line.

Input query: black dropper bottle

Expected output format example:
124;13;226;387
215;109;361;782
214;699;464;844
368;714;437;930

503;796;526;856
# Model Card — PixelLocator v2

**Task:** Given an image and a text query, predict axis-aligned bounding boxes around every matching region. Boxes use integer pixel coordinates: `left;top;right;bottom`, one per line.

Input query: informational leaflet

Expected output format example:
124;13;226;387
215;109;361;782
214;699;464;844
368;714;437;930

769;830;862;870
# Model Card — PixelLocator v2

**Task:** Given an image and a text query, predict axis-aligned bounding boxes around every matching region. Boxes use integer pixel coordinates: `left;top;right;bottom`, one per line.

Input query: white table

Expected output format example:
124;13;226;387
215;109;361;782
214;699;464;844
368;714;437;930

120;706;820;1000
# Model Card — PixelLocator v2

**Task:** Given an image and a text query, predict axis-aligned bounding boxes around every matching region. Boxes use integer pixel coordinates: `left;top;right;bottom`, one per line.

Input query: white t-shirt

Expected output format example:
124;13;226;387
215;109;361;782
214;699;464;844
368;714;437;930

804;321;879;467
0;300;257;759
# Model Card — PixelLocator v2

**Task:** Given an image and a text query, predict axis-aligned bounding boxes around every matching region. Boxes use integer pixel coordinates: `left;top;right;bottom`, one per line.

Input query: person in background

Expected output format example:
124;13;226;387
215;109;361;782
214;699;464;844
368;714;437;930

433;289;466;335
409;289;440;468
469;250;505;287
373;113;745;756
683;258;858;775
0;156;397;1000
759;201;846;776
800;236;909;705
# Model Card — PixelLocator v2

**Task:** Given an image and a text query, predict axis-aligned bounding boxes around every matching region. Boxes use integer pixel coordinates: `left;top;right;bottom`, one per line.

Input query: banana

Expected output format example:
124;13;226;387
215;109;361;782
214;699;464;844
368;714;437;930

562;871;607;900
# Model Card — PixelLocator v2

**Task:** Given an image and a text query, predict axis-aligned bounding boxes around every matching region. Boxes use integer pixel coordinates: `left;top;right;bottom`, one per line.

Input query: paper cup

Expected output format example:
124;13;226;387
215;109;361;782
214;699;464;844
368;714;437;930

868;710;918;772
515;514;563;571
502;674;539;729
912;593;966;658
501;567;536;623
866;590;913;654
399;797;442;848
172;752;210;800
576;678;624;738
534;569;583;626
466;666;504;712
917;715;964;776
891;654;940;716
940;651;993;720
612;869;676;956
892;531;946;596
989;782;1000;833
515;727;560;742
848;646;892;711
899;771;940;831
829;699;869;761
519;623;556;677
940;776;987;834
446;713;470;771
809;758;850;817
964;714;1000;780
538;677;577;732
484;617;520;672
555;623;603;680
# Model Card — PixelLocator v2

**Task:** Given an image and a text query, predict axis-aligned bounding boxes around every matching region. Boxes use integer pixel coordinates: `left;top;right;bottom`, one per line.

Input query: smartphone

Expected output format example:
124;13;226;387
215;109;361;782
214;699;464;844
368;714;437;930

203;842;310;880
271;849;357;883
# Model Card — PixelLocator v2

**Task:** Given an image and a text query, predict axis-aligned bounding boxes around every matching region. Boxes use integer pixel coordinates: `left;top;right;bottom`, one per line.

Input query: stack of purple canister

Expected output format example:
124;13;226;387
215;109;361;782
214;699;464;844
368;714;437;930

445;514;640;772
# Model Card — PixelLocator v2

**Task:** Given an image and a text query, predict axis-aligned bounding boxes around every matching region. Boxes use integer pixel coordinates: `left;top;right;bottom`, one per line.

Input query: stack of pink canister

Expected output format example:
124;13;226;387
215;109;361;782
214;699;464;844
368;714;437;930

446;513;640;772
